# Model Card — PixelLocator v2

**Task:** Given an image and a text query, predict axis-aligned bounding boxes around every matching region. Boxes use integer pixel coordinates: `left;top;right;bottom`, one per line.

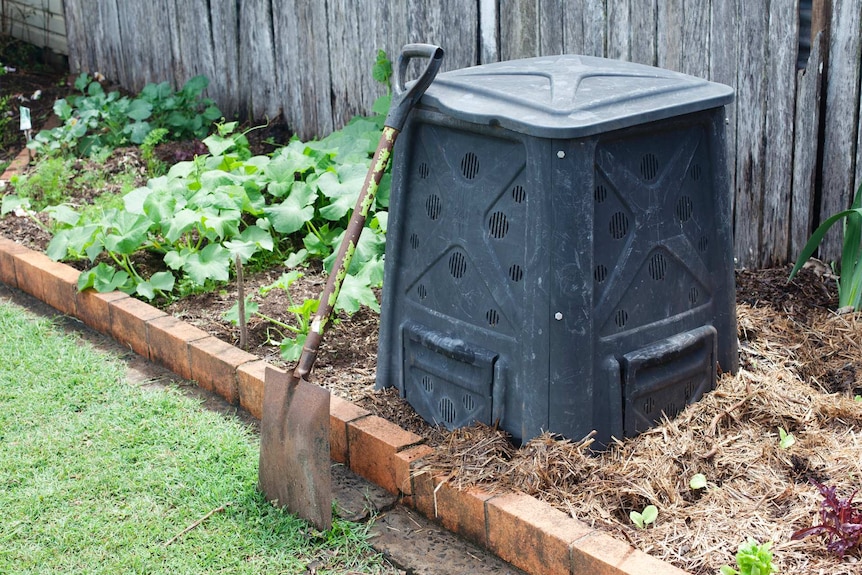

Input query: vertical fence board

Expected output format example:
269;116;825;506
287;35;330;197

682;0;709;78
606;0;630;61
479;0;499;63
791;31;825;261
205;0;240;118
657;0;683;72
630;0;656;66
168;0;216;94
325;0;365;130
761;1;799;266
820;0;862;261
581;0;607;57
237;0;277;120
709;0;739;214
538;1;565;56
500;0;539;60
406;1;478;72
733;0;768;268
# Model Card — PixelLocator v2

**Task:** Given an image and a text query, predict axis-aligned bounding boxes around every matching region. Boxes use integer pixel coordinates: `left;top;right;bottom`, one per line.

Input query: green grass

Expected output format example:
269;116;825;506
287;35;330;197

0;300;390;574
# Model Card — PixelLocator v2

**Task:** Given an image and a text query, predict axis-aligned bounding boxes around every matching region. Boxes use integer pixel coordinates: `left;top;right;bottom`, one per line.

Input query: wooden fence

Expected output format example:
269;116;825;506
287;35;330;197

61;0;862;268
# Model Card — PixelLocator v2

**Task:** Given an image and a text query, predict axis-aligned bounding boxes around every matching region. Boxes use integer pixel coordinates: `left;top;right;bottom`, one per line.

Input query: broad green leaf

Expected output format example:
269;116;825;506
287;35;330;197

223;225;274;262
260;270;303;296
203;133;235;157
303;224;343;257
123;186;153;215
135;271;175;300
1;194;29;216
77;263;131;293
689;473;707;490
335;271;380;315
183;243;230;285
125;121;152;144
43;204;81;227
53;98;73;120
264;182;317;234
164;248;190;270
284;248;309;268
323;226;386;276
315;163;368;221
266;140;318;182
165;208;202;243
279;333;307;362
223;296;259;325
126;99;153;121
102;212;151;255
166;161;197;179
641;505;658;525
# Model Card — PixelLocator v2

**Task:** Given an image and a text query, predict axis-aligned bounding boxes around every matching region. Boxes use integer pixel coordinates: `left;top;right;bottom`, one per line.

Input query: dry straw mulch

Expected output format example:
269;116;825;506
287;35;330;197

415;270;862;575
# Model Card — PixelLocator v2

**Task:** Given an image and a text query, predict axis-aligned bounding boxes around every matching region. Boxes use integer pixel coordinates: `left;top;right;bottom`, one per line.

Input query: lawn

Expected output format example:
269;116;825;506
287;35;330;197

0;299;391;574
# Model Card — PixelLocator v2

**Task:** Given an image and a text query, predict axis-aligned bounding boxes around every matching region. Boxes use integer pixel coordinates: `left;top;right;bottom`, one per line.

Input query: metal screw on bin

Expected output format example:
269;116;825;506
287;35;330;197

557;150;566;158
554;312;563;320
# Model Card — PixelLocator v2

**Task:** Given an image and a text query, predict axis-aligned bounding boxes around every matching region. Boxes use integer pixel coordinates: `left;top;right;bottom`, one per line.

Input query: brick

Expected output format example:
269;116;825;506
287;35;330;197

347;415;423;494
434;481;494;547
571;531;689;575
189;336;257;405
393;444;434;497
40;260;80;316
237;360;268;420
109;296;166;357
329;395;370;464
146;315;209;380
0;238;29;287
76;289;128;333
13;249;56;300
487;493;593;575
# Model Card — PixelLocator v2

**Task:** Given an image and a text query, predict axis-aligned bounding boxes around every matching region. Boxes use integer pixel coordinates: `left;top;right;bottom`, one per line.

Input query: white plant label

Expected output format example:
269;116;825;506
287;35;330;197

20;107;31;131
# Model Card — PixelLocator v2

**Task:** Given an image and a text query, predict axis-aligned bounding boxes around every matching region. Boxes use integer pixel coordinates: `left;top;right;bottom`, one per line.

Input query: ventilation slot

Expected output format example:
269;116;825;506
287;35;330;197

439;397;456;424
426;194;442;220
594;264;608;283
512;185;526;203
486;309;500;326
488;211;509;238
421;375;433;393
664;401;680;418
610;212;629;239
643;396;655;414
509;264;524;282
676;196;693;222
690;163;702;181
417;284;428;299
640;153;659;181
614;309;629;328
463;394;476;412
461;152;479;179
409;233;420;250
448;251;467;279
418;162;430;179
689;286;699;305
698;236;709;252
648;253;667;281
594;184;607;203
684;380;694;401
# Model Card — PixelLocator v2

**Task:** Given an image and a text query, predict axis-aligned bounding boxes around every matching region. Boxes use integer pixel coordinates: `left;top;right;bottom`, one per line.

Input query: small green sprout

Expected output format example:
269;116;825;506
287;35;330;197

629;504;658;529
689;473;708;490
720;538;776;575
778;427;796;449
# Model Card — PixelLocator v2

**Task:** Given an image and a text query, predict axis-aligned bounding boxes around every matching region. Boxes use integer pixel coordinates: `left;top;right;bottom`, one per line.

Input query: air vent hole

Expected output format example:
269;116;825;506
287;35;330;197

463;394;475;412
648;253;667;281
509;264;524;282
640;153;659;181
409;233;420;250
595;184;608;203
698;236;709;252
417;284;428;299
486;309;500;326
594;264;608;283
512;185;526;203
489;211;509;238
676;196;693;222
448;251;467;279
610;212;629;239
689;286;700;305
425;194;442;220
418;162;430;179
421;375;433;393
614;309;628;328
690;163;702;181
439;397;456;424
461;152;479;179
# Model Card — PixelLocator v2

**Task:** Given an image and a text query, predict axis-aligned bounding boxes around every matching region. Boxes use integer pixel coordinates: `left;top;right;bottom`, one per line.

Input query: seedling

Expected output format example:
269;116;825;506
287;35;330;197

689;473;708;490
720;538;776;575
778;427;796;449
629;504;657;529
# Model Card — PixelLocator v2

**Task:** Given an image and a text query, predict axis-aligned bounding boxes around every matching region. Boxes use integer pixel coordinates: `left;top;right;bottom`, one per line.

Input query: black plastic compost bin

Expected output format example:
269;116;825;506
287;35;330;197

375;54;739;446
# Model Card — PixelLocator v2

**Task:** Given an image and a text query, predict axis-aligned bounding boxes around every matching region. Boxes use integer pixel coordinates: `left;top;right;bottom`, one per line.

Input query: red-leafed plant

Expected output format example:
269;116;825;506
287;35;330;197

791;480;862;557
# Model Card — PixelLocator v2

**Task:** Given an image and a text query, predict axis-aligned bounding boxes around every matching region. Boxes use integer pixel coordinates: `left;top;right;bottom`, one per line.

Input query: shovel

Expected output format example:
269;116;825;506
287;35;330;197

259;43;444;530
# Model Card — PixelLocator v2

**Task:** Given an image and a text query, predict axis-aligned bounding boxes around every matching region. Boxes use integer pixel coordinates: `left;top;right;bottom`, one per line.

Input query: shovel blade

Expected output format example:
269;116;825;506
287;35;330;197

259;366;332;531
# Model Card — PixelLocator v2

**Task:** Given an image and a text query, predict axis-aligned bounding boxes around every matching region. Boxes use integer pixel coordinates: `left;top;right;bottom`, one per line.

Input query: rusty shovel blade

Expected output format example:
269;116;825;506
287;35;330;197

258;366;331;530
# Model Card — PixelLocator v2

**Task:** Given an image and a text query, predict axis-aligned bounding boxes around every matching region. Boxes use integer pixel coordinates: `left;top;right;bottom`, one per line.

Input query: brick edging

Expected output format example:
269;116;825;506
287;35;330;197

0;237;689;575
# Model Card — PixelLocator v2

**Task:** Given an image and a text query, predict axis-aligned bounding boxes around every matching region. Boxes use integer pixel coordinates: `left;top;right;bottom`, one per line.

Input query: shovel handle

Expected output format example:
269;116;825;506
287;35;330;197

386;44;444;131
293;44;444;382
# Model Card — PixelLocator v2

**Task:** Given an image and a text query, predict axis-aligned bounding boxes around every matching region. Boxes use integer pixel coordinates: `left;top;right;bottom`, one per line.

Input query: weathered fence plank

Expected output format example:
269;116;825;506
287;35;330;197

630;0;656;66
820;0;862;261
791;31;825;261
237;0;277;121
500;0;539;60
708;0;739;209
682;0;709;78
761;1;800;267
657;0;683;71
733;0;769;268
606;0;630;61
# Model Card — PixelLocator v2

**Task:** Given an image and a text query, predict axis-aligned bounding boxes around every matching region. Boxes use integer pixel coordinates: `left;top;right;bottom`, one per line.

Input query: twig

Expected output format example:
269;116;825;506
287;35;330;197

164;502;232;546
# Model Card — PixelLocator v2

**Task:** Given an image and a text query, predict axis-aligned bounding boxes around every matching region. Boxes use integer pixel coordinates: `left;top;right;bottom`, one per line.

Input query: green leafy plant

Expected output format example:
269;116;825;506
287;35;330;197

5;157;73;210
629;505;658;529
140;127;169;176
778;427;796;449
28;73;221;158
720;538;776;575
790;181;862;309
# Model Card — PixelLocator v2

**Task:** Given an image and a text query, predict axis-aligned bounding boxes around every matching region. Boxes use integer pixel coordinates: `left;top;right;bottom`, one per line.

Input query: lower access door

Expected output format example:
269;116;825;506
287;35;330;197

402;321;498;429
621;325;717;436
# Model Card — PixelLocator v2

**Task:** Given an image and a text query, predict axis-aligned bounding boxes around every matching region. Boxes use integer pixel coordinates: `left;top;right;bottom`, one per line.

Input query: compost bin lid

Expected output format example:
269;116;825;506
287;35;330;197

418;54;734;138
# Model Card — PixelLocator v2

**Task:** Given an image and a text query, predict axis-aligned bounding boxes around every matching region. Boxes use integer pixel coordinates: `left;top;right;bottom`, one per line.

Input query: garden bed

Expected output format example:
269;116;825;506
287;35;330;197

2;56;861;575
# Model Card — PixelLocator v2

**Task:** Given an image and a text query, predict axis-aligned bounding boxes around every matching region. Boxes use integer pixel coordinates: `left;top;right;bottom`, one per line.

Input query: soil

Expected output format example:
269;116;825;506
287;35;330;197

3;51;862;575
